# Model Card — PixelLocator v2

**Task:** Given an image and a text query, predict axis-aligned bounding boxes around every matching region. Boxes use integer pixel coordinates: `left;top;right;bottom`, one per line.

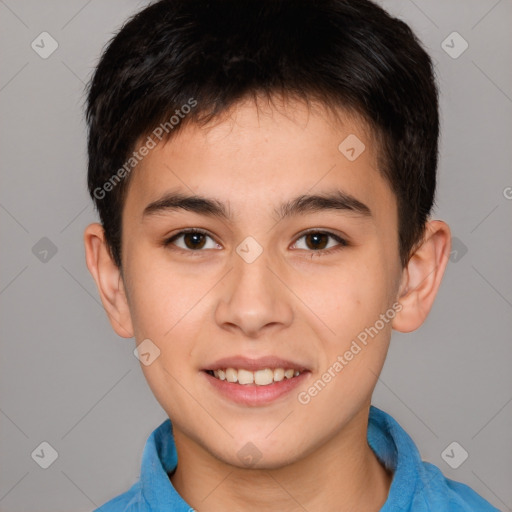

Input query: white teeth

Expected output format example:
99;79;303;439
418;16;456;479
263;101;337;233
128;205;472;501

211;367;303;385
225;368;238;383
273;368;285;382
254;368;274;385
237;369;254;385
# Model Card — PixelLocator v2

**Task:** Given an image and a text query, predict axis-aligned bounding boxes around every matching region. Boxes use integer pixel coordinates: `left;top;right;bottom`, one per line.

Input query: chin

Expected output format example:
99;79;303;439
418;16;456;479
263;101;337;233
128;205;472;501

206;435;309;471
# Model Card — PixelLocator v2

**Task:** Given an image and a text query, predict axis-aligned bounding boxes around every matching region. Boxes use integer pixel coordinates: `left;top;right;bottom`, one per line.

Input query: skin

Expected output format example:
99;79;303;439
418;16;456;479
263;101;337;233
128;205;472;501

84;95;451;512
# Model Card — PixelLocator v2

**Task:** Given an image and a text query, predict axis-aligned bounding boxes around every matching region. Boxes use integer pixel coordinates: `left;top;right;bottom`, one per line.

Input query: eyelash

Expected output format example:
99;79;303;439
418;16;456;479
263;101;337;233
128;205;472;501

162;228;348;257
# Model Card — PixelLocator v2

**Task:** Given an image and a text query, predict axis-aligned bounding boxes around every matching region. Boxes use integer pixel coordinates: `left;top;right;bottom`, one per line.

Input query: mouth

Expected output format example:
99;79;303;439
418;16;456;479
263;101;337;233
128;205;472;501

201;357;311;406
204;367;305;386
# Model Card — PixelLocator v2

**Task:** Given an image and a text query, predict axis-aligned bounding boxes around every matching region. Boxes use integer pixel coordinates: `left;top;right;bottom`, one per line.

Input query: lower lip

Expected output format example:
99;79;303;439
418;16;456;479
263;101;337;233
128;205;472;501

202;370;310;406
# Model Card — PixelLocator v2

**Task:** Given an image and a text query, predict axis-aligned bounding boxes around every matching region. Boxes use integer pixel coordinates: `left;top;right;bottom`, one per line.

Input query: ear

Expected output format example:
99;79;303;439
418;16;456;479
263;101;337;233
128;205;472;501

392;220;451;333
83;223;134;338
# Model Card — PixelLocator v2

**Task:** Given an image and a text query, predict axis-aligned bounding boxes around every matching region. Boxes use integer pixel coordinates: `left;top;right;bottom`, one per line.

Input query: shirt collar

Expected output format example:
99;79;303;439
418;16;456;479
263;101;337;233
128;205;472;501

139;405;423;511
139;417;188;510
367;405;423;511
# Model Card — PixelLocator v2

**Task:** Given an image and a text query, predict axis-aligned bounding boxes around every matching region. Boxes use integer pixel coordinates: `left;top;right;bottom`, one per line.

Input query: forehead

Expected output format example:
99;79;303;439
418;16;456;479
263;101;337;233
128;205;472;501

124;96;396;228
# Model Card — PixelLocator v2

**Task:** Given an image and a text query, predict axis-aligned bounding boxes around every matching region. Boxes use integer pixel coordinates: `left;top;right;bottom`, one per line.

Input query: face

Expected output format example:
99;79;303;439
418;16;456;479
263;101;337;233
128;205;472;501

118;97;404;468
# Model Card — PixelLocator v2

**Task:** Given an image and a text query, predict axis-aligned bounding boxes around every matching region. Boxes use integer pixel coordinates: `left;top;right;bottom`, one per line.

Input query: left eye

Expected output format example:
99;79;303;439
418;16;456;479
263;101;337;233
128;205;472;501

292;231;347;252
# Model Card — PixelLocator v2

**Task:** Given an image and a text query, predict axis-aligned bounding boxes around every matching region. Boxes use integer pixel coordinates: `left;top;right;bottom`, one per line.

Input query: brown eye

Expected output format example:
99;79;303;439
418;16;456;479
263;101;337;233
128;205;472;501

304;232;329;250
182;232;207;250
164;229;220;251
293;230;347;253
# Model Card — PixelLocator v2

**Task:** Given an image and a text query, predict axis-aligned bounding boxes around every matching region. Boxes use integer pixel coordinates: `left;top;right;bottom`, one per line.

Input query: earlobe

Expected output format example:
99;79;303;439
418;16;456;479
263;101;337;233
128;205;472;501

83;223;134;338
392;220;451;333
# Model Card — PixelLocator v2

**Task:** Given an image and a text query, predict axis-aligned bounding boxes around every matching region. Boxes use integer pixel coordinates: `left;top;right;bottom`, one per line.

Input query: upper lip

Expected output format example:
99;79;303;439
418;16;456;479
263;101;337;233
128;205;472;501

203;356;310;372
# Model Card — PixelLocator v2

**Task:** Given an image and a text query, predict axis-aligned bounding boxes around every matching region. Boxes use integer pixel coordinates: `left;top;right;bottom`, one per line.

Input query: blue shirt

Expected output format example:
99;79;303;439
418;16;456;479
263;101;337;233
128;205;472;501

94;406;500;511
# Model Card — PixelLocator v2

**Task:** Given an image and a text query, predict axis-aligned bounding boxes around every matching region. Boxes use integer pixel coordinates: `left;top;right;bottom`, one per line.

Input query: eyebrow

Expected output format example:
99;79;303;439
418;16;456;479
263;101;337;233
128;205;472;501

142;188;373;222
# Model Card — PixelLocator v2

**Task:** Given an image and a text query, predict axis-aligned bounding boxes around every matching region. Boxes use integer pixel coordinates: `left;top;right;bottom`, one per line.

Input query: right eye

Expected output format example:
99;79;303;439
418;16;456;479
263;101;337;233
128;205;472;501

163;229;222;252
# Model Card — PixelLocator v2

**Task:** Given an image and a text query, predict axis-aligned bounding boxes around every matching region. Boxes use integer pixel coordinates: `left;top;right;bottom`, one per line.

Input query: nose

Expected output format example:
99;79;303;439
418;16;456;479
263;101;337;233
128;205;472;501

214;247;294;338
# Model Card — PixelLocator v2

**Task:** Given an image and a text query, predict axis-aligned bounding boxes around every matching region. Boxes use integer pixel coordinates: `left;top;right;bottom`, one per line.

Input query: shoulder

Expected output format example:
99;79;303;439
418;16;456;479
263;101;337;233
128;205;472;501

368;407;499;512
93;482;148;512
413;461;500;511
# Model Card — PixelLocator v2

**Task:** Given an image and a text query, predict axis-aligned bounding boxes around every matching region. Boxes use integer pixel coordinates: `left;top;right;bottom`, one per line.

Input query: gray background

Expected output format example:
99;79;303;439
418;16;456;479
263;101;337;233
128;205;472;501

0;1;511;511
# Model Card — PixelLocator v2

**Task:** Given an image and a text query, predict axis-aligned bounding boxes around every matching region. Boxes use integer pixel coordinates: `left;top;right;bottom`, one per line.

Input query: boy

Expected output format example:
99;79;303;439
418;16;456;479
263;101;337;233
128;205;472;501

83;0;499;510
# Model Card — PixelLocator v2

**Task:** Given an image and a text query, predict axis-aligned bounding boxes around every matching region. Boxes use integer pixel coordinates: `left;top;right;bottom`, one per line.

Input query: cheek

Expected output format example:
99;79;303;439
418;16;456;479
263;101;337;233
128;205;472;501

126;254;204;415
291;251;390;340
290;252;395;407
124;248;212;391
123;246;196;338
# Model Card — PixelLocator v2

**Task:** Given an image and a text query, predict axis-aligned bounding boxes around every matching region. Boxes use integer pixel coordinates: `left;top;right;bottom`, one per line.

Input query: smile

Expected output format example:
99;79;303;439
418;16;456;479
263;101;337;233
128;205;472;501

206;367;303;386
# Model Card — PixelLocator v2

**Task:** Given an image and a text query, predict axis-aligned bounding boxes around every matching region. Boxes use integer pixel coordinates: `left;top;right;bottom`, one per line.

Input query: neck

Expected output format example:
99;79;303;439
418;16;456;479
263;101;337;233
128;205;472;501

169;404;393;512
